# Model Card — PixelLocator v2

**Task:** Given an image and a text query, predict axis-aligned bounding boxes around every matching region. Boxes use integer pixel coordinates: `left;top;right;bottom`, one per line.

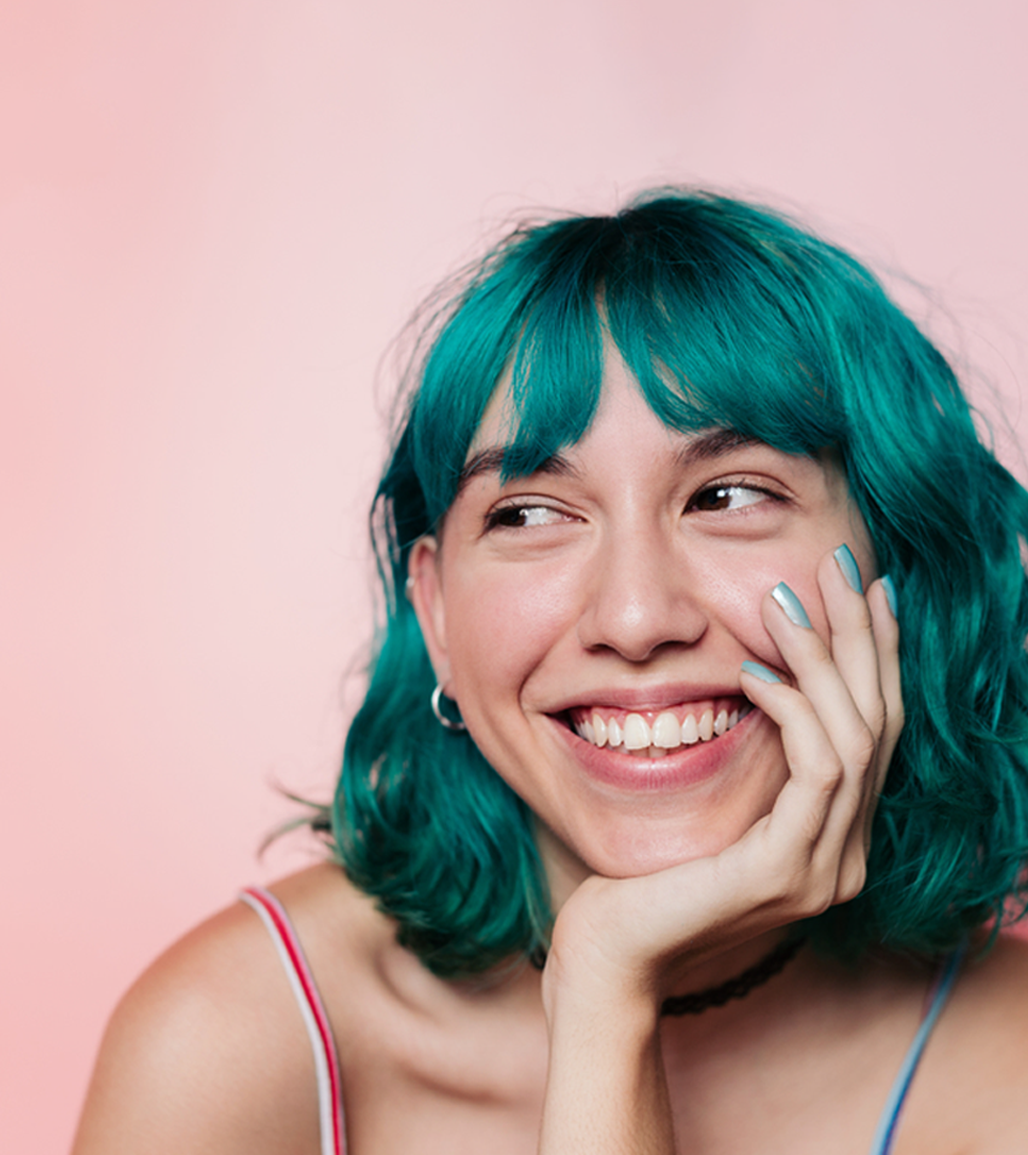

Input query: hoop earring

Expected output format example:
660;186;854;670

431;683;467;732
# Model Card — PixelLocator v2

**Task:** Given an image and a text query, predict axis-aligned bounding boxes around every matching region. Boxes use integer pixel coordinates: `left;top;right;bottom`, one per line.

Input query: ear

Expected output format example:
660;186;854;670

407;536;451;685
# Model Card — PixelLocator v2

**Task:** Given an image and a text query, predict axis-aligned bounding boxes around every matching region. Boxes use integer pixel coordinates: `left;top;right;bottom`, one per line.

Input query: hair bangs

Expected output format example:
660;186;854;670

496;263;607;481
600;201;849;456
413;221;616;520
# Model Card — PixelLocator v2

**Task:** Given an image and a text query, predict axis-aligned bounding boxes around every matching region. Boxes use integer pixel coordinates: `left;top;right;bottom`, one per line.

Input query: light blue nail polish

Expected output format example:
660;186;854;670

771;582;812;628
741;660;781;684
834;543;863;593
881;574;898;618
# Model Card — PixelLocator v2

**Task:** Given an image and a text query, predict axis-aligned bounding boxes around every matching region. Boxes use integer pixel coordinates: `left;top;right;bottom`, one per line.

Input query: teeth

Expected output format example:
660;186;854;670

622;714;651;750
652;711;681;748
592;712;608;747
573;701;749;753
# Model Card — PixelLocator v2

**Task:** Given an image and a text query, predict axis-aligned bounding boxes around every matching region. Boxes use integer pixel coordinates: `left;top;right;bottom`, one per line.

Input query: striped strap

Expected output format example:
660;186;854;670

240;887;346;1155
868;946;964;1155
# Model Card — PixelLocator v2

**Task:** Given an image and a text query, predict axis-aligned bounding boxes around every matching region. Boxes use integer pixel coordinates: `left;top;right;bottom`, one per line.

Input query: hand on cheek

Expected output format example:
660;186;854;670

738;542;902;899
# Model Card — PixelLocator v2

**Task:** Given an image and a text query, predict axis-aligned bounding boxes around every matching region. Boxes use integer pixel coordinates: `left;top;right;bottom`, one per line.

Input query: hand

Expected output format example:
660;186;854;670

542;545;903;1015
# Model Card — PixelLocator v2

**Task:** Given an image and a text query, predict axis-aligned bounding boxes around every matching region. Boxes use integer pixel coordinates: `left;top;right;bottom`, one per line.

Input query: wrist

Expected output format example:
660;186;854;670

542;943;662;1039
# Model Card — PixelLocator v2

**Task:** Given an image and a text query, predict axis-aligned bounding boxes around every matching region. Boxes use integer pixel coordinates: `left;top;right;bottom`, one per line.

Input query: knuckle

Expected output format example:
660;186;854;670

835;860;867;904
803;878;837;918
807;643;836;673
850;724;878;768
774;858;835;919
864;701;887;736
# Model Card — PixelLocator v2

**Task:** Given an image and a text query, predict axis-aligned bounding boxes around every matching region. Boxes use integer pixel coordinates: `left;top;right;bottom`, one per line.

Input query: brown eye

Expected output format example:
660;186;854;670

689;485;768;512
485;504;567;530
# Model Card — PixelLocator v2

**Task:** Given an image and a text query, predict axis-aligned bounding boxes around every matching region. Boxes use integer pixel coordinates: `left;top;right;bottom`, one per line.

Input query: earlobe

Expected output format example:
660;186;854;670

407;536;450;681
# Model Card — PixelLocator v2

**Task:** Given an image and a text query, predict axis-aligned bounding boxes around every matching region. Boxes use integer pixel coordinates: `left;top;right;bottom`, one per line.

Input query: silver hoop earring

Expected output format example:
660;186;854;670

431;683;466;732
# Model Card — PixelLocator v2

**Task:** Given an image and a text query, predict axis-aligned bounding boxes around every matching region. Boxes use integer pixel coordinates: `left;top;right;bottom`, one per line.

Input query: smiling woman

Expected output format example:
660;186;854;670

408;359;876;882
74;192;1028;1155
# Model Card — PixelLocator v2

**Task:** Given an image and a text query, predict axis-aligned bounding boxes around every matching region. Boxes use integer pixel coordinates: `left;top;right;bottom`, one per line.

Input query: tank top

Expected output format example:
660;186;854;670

240;887;963;1155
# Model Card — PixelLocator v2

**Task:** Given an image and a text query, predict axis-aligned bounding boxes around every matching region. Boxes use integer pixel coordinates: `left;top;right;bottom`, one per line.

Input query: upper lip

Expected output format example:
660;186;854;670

543;681;747;715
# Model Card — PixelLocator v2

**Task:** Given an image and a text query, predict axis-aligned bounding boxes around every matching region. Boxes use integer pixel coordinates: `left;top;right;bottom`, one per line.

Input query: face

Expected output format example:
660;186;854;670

409;349;876;900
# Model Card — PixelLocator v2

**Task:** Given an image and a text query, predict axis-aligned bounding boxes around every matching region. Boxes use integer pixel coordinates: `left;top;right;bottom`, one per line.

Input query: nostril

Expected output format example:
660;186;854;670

576;578;708;661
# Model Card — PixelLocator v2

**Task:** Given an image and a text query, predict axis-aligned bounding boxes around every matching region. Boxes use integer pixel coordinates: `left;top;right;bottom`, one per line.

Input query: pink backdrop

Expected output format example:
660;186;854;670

4;2;1027;1149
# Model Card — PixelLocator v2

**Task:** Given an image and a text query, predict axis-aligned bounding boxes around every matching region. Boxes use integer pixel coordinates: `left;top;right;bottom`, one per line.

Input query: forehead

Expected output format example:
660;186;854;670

456;355;843;501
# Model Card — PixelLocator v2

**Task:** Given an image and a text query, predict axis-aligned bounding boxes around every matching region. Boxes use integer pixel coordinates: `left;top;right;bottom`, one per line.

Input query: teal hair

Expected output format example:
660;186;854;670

332;190;1028;975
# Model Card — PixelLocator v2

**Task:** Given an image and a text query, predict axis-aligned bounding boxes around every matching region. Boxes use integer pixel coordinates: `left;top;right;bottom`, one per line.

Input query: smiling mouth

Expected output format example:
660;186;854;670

566;698;752;759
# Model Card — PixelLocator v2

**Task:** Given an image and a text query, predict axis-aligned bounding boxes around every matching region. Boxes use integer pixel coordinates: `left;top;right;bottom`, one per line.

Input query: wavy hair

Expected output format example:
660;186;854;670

330;190;1028;975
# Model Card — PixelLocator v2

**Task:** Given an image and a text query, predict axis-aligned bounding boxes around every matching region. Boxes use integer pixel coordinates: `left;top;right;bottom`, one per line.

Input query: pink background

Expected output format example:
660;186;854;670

4;2;1027;1148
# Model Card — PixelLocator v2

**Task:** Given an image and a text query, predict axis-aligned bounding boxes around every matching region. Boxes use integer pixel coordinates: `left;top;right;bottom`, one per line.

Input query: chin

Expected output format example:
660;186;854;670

591;816;758;879
540;797;771;888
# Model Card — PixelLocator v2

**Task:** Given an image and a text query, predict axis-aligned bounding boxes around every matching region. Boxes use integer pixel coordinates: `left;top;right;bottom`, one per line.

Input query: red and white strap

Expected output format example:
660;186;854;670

240;886;346;1155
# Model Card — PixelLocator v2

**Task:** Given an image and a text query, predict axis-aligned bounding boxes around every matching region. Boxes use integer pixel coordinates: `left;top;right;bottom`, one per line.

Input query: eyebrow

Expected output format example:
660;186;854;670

673;428;765;467
455;429;766;496
455;447;581;496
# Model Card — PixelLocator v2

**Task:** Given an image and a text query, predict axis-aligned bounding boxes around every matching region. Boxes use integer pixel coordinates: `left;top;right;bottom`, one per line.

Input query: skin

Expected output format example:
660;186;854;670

409;352;901;1151
410;353;883;892
73;351;1028;1154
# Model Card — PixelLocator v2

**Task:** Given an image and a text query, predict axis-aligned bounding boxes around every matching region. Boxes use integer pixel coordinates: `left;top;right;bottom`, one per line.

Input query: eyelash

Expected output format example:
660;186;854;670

483;503;571;531
483;481;782;532
686;481;781;513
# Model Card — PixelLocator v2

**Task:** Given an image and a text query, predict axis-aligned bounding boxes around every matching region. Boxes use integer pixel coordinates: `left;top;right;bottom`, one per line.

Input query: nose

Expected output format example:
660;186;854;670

575;529;708;662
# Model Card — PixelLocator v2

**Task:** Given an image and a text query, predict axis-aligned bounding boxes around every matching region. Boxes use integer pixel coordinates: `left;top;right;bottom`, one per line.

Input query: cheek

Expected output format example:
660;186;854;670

698;553;828;665
444;562;580;698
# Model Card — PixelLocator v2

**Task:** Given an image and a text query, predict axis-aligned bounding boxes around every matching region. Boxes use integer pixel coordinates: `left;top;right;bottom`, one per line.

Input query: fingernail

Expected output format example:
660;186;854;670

834;543;863;593
881;574;898;618
771;582;812;628
741;660;781;684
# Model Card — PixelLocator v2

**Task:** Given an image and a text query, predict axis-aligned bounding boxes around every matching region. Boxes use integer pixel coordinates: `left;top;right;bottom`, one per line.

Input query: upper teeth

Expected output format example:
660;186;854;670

574;705;749;758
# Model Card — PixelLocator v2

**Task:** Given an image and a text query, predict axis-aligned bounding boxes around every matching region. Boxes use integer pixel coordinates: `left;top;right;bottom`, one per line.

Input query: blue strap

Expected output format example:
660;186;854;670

867;946;964;1155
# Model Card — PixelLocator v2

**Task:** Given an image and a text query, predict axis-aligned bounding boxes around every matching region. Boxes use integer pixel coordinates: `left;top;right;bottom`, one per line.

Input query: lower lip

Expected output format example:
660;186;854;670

552;708;764;792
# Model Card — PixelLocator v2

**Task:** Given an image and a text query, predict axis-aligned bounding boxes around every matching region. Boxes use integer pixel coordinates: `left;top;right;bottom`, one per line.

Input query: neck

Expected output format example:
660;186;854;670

661;928;794;1000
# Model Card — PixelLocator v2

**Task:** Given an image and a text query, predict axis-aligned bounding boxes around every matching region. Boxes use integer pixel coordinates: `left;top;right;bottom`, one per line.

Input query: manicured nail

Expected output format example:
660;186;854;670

771;582;812;628
741;660;781;684
881;574;898;618
834;543;863;593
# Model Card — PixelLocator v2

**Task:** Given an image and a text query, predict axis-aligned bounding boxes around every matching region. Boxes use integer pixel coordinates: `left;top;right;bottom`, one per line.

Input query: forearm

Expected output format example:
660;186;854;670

539;991;675;1155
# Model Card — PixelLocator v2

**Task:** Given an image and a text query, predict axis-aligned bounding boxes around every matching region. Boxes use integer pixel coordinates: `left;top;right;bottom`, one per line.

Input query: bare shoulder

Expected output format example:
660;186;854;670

947;931;1028;1042
72;864;385;1155
907;933;1028;1153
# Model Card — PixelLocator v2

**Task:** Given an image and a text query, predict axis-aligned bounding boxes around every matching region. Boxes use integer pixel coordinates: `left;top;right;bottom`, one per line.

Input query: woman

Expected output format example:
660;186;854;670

74;191;1028;1154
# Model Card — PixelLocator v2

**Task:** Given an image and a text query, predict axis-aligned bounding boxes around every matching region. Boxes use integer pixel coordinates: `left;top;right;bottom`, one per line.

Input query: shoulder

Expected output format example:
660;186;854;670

73;864;386;1155
945;931;1028;1041
907;933;1028;1153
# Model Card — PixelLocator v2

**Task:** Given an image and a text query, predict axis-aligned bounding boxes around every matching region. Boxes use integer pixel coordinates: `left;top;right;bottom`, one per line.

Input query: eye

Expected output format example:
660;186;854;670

484;502;571;530
688;484;772;513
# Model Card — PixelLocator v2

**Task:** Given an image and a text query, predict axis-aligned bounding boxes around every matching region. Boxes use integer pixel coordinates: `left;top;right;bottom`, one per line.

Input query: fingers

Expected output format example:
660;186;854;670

739;543;903;907
761;546;901;775
866;576;904;786
737;662;863;909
